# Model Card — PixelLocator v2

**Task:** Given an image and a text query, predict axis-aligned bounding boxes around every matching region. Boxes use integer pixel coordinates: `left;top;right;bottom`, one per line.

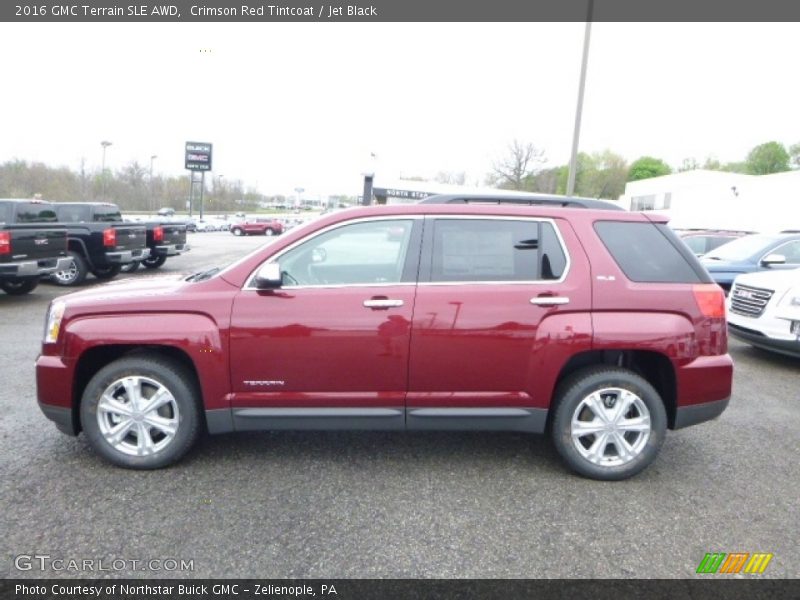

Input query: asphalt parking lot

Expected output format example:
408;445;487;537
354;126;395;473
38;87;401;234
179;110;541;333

0;231;798;579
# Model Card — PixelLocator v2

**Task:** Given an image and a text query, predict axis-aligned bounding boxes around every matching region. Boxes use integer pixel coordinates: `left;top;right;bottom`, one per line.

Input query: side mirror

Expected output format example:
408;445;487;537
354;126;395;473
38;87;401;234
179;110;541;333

254;263;283;289
761;253;786;266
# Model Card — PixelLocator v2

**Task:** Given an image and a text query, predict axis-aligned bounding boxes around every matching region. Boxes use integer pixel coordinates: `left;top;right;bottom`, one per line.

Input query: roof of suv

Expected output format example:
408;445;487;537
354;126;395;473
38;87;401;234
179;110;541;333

419;193;625;211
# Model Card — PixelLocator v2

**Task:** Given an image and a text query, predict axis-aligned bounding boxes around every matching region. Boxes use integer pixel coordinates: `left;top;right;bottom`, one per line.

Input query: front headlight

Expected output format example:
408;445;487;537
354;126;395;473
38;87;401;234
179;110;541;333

44;300;65;344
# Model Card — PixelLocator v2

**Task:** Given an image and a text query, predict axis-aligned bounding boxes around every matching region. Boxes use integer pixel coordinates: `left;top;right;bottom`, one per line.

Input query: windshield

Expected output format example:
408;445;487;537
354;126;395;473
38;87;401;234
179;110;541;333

704;234;781;261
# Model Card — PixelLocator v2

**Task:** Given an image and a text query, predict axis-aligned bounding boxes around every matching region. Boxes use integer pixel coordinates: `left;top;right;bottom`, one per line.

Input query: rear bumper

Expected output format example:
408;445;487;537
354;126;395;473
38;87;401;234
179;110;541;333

154;243;190;256
0;256;71;277
674;353;733;429
674;397;729;429
105;248;150;264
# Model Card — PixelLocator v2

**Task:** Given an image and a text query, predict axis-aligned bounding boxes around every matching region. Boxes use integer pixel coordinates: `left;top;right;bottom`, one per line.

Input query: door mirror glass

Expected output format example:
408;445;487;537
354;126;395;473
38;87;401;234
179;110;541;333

254;263;283;288
762;253;786;266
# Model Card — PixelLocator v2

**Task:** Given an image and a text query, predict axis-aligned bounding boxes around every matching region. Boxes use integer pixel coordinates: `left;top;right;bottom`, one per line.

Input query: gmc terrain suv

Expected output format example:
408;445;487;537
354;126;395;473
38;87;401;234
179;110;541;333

36;195;733;480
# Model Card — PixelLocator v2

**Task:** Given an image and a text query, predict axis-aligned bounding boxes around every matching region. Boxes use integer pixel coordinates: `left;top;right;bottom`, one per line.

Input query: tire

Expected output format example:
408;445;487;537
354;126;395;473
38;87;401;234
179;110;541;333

232;228;243;236
79;355;201;469
265;228;275;236
0;277;39;295
120;261;140;274
91;264;122;280
50;250;89;286
550;366;667;481
143;254;167;269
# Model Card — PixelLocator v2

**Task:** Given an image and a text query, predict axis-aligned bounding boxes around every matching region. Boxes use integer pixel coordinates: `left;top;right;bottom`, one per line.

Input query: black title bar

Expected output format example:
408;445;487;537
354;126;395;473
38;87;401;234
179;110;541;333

4;0;800;22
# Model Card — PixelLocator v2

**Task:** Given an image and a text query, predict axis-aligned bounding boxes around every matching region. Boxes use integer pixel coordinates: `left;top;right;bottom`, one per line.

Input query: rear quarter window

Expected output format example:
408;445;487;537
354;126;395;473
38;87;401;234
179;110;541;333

595;221;710;283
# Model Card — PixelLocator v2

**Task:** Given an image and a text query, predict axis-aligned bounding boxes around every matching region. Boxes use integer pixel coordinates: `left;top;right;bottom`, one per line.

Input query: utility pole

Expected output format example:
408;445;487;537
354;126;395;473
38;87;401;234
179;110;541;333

100;140;112;199
566;1;593;197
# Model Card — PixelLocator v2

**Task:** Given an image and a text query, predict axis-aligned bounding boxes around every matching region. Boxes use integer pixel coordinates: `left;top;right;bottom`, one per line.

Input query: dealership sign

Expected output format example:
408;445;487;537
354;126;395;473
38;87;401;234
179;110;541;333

185;142;213;171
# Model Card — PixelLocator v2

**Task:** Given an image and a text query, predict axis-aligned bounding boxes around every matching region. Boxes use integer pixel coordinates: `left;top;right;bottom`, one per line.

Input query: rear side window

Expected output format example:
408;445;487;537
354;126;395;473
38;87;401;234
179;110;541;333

429;219;567;282
595;221;708;283
55;205;91;223
14;203;58;223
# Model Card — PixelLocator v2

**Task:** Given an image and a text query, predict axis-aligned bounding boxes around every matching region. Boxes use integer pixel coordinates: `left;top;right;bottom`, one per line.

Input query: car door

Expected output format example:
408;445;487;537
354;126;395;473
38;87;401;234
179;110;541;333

228;217;422;431
407;215;591;433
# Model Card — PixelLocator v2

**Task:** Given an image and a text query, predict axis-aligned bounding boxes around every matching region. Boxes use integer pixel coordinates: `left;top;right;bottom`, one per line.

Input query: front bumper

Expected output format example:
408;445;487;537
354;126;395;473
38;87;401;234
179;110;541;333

0;255;71;277
105;248;151;264
36;353;78;435
729;323;800;358
153;243;190;256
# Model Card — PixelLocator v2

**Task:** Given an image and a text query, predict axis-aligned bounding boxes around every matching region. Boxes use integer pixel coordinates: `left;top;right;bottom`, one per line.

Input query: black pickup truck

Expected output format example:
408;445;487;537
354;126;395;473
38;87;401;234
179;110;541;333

0;199;71;295
50;202;150;286
121;218;189;273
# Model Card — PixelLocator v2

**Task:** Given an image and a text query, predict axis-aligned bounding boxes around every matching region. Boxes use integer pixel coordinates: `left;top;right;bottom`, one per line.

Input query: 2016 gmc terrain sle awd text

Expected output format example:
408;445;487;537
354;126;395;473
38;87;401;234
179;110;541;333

36;195;733;480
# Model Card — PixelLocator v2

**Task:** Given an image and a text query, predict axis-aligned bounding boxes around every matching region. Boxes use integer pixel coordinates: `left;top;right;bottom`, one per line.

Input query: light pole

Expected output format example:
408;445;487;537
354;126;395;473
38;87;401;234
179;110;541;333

566;2;593;197
294;187;304;210
215;175;224;211
100;140;112;199
149;154;157;212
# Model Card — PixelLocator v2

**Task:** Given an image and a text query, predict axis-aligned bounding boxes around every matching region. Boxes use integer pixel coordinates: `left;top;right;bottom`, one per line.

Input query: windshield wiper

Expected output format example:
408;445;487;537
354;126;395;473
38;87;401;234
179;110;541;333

186;267;220;282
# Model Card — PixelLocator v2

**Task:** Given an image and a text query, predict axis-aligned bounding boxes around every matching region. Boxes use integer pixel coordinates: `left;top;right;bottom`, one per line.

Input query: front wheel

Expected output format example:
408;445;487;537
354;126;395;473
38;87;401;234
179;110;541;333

120;261;140;274
551;366;667;481
143;254;167;269
232;227;243;236
264;228;275;236
91;264;122;280
0;277;39;295
80;356;201;469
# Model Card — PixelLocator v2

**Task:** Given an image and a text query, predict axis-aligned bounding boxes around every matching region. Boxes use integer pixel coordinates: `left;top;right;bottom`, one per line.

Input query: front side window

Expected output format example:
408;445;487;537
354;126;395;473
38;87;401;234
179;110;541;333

429;219;566;283
275;219;415;286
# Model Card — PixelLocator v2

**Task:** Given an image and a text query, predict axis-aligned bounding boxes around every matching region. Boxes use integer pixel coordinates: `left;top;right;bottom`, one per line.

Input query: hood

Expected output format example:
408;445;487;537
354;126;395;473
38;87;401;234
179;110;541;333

732;268;800;290
700;258;750;272
57;274;191;308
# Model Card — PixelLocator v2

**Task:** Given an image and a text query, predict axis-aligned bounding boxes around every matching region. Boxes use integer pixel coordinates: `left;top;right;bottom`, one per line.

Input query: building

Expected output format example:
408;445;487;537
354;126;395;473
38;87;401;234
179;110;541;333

619;169;800;233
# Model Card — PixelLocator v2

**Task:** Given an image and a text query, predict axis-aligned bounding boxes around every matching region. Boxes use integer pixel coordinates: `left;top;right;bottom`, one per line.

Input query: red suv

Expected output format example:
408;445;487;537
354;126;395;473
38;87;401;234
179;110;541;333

36;195;732;480
230;217;283;236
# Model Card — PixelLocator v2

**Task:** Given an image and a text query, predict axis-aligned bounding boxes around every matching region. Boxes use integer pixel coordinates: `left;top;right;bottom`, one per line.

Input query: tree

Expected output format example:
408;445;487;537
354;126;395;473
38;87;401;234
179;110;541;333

627;156;671;182
488;140;546;190
678;157;700;172
434;171;466;186
790;142;800;168
745;141;790;175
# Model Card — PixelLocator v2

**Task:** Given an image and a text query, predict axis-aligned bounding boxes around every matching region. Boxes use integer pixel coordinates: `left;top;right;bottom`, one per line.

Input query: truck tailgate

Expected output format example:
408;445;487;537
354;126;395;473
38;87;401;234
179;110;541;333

0;225;67;263
111;224;147;251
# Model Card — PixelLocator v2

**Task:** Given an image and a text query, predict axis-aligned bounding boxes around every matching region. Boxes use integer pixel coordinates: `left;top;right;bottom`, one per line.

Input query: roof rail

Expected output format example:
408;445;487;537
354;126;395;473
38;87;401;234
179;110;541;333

418;193;625;211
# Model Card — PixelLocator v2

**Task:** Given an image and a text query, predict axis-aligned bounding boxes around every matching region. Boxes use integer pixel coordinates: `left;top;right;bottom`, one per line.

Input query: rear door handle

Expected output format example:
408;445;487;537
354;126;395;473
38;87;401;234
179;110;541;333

363;299;404;309
530;296;570;306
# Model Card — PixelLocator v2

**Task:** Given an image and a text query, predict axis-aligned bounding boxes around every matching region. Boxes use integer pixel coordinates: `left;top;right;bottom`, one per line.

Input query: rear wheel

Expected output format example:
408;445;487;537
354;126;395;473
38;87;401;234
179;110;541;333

91;264;122;280
551;366;667;480
265;228;275;236
143;254;167;269
50;251;89;286
80;356;201;469
0;277;39;295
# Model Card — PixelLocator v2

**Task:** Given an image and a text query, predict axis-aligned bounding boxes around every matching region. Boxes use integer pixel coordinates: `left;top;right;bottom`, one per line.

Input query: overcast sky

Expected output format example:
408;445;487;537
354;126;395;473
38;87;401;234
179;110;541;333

1;22;797;197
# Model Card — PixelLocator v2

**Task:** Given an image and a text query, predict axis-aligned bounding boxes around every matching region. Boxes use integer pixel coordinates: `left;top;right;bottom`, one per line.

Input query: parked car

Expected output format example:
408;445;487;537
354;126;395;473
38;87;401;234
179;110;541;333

0;199;71;295
230;217;284;236
700;232;800;292
157;207;175;217
727;268;800;358
36;194;732;480
675;229;752;257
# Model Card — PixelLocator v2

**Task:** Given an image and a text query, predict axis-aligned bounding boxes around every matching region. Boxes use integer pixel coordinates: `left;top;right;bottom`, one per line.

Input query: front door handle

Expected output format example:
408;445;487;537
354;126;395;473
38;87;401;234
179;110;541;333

363;298;404;309
530;296;570;306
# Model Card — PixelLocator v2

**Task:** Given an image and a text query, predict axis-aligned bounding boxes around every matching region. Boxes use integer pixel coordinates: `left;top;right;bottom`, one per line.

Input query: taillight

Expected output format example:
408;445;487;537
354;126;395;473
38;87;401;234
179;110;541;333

0;231;10;255
153;226;164;242
103;228;116;247
693;284;726;318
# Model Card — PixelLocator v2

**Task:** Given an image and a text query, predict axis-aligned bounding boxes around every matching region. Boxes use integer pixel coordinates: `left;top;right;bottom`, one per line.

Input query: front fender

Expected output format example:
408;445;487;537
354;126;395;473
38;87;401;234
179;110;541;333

64;312;229;410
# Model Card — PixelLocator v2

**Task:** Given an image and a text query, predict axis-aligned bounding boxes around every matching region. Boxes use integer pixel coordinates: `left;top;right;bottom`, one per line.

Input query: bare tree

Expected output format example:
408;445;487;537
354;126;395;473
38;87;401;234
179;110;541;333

434;171;467;186
489;140;546;190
